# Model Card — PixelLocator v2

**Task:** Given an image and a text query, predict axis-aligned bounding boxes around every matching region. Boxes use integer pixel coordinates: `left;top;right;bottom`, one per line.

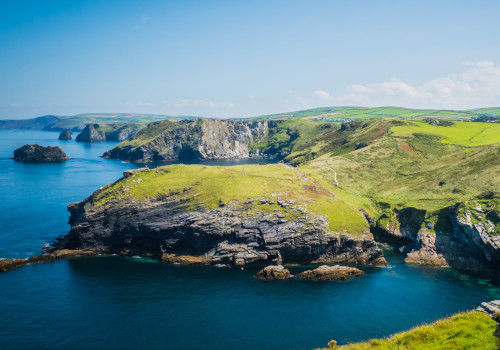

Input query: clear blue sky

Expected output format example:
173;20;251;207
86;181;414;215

1;0;500;119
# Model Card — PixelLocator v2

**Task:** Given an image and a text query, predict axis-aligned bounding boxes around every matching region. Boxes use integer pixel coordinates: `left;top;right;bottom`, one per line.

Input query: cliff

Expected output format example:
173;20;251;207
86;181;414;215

102;119;273;162
57;164;387;267
75;123;143;143
373;201;500;276
13;144;68;162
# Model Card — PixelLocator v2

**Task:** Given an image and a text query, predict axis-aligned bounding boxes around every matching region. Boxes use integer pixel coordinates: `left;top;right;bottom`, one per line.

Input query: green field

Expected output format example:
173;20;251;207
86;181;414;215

251;106;497;122
391;121;500;147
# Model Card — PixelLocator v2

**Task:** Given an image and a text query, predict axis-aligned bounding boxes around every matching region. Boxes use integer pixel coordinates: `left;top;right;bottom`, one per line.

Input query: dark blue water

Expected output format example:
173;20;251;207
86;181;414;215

0;130;499;350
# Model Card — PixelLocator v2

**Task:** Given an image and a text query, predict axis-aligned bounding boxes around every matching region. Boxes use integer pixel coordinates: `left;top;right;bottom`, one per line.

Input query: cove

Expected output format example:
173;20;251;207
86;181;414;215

0;130;499;350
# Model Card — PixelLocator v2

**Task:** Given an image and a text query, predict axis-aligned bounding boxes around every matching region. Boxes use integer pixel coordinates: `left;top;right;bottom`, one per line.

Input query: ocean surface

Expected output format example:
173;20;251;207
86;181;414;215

0;130;499;349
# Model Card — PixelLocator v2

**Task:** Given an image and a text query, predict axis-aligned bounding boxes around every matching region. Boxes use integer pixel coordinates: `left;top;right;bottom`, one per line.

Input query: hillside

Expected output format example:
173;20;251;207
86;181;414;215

95;117;500;276
250;106;500;122
0;113;198;132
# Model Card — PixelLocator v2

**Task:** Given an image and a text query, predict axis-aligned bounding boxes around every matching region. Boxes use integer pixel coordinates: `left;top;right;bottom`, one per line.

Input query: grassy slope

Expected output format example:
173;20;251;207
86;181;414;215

306;120;500;213
321;311;497;350
391;120;500;147
100;118;500;232
93;164;369;234
113;120;186;148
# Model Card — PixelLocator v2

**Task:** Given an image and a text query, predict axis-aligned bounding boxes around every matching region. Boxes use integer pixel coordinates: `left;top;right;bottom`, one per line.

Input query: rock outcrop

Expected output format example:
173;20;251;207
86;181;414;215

0;249;98;273
13;144;68;162
476;300;500;343
58;130;72;140
376;202;500;276
296;265;364;280
75;123;142;143
255;265;291;280
102;119;274;162
57;166;387;268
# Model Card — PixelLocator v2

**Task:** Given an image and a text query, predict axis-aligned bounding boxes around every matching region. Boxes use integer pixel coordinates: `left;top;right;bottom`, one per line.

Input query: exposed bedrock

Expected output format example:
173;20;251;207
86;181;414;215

58;187;386;268
76;123;142;143
374;202;500;276
102;119;276;162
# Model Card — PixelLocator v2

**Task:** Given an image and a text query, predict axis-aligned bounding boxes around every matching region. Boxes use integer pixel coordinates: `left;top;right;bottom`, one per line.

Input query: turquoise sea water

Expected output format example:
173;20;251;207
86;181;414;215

0;130;499;349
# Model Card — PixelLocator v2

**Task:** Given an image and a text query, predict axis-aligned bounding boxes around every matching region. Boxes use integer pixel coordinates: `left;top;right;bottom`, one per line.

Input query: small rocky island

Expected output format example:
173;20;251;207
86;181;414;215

255;265;364;281
58;130;72;140
13;144;68;162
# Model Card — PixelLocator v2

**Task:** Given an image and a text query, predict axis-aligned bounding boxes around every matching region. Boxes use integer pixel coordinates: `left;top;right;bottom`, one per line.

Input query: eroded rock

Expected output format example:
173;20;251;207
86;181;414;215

255;265;291;280
296;265;364;281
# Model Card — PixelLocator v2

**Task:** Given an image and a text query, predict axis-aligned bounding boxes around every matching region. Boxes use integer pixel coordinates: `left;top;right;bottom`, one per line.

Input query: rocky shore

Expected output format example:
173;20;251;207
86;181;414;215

0;249;98;273
255;264;364;281
374;202;500;278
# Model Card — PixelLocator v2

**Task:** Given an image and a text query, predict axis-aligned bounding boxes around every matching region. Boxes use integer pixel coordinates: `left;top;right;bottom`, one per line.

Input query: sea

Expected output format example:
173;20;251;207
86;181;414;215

0;130;499;349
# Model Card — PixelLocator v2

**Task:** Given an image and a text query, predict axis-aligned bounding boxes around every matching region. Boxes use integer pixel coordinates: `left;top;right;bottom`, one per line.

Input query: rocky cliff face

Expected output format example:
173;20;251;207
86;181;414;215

102;119;273;162
13;144;68;162
375;202;500;276
58;168;386;267
75;123;142;143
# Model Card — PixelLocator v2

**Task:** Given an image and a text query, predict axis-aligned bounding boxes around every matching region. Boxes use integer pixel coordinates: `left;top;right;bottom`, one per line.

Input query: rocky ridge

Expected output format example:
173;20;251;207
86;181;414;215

375;202;500;276
102;119;274;162
75;123;142;143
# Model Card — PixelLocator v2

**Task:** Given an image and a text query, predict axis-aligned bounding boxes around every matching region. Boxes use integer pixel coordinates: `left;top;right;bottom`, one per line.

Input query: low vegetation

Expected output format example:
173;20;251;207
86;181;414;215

321;311;497;349
92;164;370;234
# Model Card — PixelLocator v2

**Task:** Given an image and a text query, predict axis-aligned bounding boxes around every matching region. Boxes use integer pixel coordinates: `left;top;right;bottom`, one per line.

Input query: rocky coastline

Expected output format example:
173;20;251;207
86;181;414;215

373;202;500;278
54;166;387;268
102;119;277;162
75;123;142;143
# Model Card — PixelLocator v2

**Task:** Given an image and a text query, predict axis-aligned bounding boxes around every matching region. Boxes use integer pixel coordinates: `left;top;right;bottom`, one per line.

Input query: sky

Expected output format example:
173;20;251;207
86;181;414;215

1;0;500;119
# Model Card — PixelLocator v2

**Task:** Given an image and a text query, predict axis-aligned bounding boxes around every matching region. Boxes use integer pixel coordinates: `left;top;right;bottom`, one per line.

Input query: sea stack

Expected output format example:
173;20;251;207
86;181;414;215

13;144;68;162
58;130;72;140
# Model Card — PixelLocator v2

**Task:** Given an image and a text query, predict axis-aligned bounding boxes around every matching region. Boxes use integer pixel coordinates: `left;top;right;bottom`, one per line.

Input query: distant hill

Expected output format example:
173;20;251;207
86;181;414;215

2;107;500;132
248;106;500;122
0;115;61;130
0;113;199;132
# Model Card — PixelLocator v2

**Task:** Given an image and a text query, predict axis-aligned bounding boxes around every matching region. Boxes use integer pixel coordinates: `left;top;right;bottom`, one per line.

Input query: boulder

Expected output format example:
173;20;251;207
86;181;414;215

255;265;291;280
13;144;68;162
296;265;364;281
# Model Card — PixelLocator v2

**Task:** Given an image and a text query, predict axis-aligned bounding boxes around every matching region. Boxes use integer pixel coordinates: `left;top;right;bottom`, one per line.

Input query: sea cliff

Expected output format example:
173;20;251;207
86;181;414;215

102;119;274;162
57;165;387;267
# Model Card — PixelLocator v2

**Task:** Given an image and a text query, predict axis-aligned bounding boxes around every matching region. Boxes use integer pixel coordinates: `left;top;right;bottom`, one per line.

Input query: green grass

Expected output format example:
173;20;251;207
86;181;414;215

322;311;497;349
92;164;369;235
251;106;489;122
391;121;500;147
